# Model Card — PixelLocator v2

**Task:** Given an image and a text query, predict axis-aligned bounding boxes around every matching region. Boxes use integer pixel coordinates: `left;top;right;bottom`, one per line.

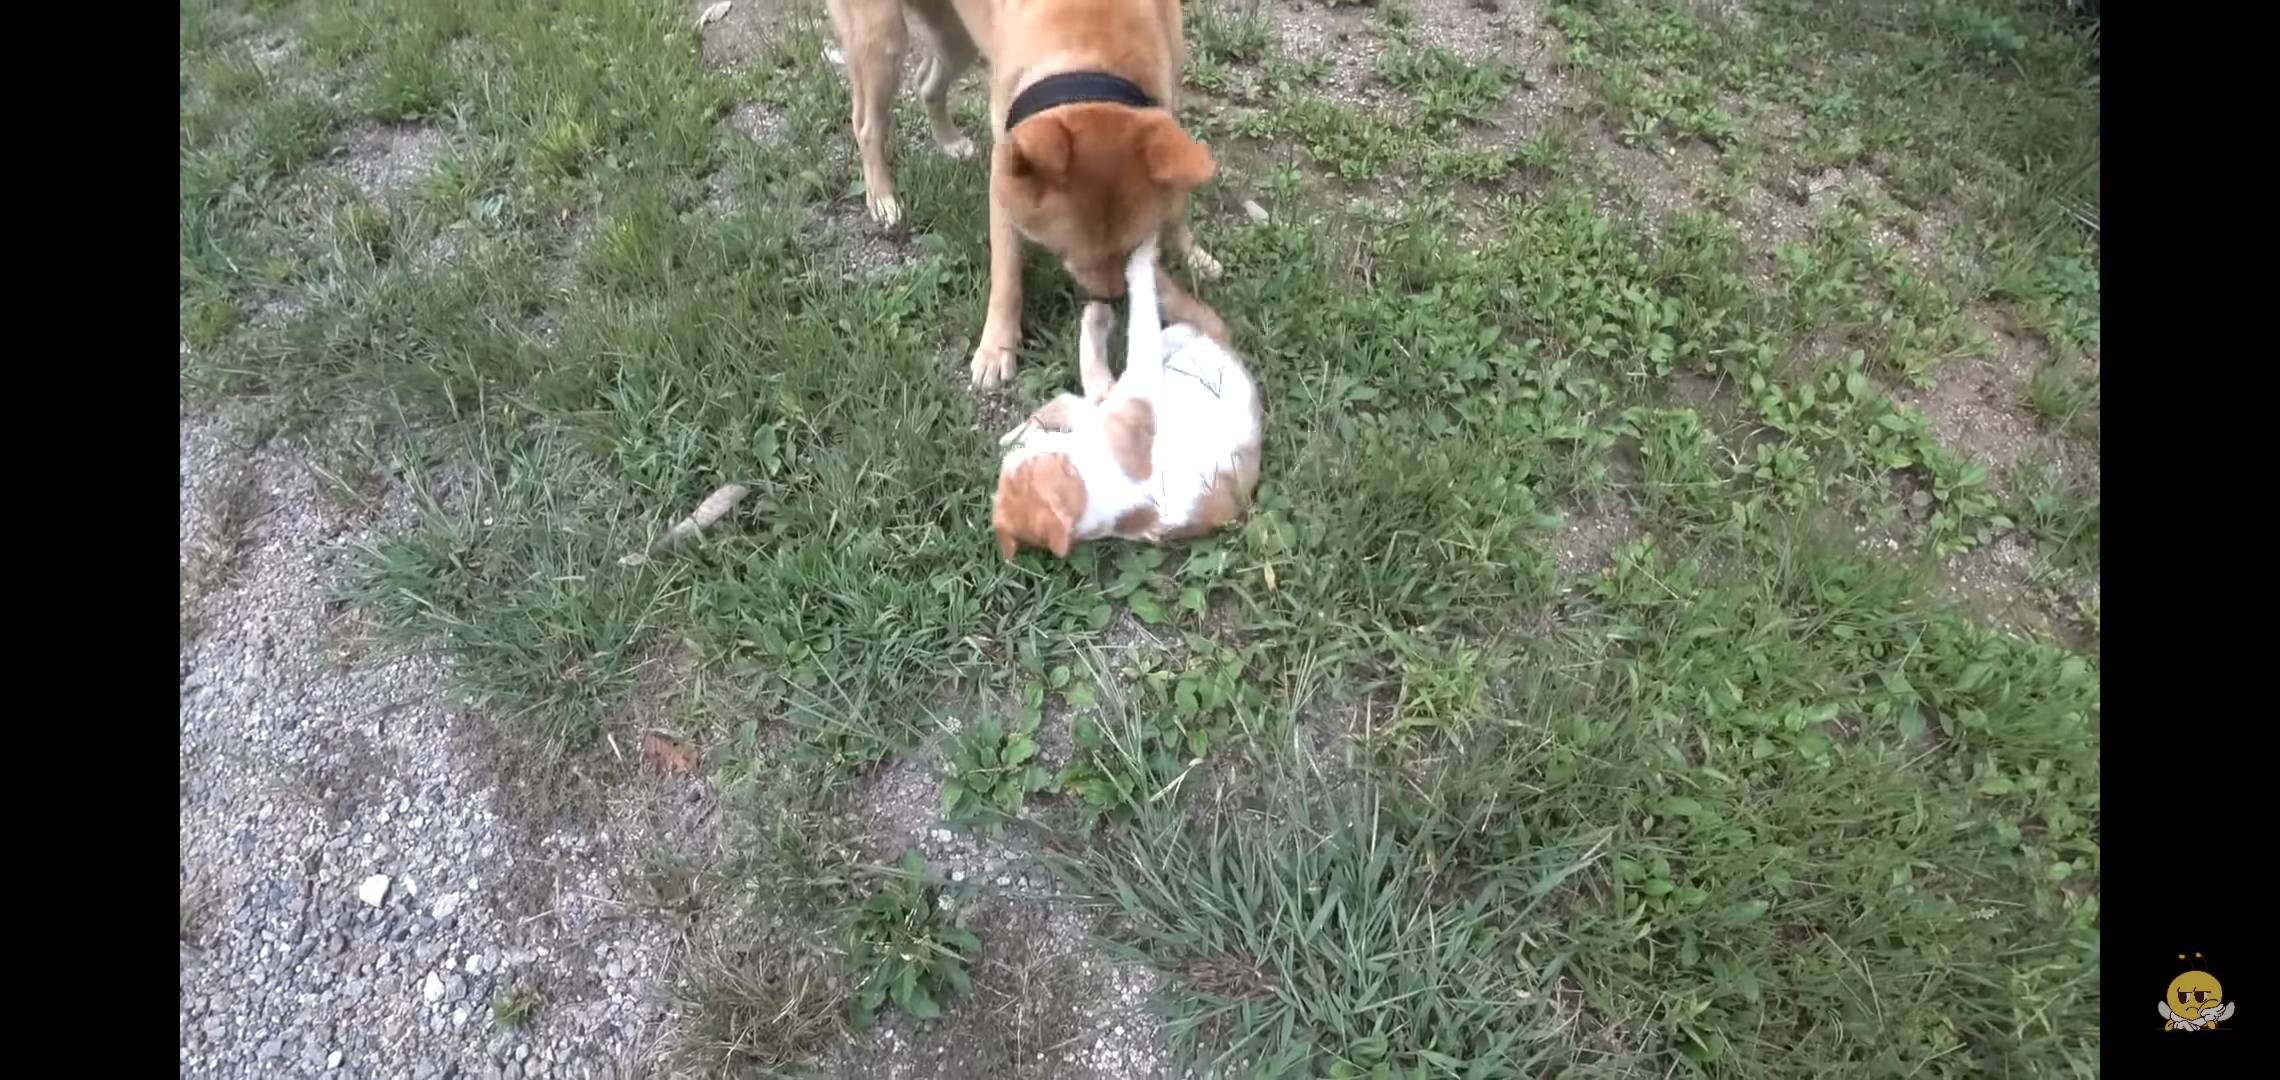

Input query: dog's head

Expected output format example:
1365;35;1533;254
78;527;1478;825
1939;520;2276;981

996;104;1216;299
993;451;1088;561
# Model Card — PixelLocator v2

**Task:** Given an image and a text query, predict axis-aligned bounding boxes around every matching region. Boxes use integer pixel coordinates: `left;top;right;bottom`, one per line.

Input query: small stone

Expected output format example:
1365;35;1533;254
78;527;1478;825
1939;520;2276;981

444;974;467;1002
995;876;1012;887
258;1039;283;1061
327;1051;344;1070
1243;199;1270;224
423;971;446;1003
357;875;391;907
464;953;486;976
950;869;965;882
432;892;461;919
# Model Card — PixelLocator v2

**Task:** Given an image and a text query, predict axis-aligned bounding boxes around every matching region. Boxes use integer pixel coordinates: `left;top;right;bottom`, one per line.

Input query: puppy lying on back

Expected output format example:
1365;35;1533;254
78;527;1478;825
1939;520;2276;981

993;235;1263;559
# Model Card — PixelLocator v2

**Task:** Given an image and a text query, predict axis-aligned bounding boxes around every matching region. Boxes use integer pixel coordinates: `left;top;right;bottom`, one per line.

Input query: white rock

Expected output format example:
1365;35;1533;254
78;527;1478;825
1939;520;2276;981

698;1;732;29
422;971;445;1004
357;875;392;907
432;892;461;919
1243;199;1270;224
950;869;966;882
326;1051;343;1070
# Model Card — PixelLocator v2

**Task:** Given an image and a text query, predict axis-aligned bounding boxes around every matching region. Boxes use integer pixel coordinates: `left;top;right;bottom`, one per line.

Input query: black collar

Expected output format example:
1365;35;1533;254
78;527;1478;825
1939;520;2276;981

1005;71;1159;131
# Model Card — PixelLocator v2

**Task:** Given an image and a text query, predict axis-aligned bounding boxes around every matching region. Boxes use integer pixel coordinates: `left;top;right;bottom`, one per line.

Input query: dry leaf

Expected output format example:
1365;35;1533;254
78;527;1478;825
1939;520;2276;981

641;731;700;774
621;483;752;565
697;2;733;29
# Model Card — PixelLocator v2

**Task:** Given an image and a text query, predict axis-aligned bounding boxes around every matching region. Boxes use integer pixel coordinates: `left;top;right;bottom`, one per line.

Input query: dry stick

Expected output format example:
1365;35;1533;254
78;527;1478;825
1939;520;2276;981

619;484;749;566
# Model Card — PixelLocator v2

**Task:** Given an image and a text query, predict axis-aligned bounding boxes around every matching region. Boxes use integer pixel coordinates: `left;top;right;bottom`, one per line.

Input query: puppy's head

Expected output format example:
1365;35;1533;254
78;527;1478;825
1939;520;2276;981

996;104;1216;299
992;452;1088;561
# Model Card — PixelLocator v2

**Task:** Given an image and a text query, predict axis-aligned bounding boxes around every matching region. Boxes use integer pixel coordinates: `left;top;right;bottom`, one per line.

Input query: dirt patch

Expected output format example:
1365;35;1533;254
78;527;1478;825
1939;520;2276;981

1940;531;2098;646
178;406;768;1077
726;99;788;147
1262;1;1389;109
1553;501;1642;580
1261;0;1546;112
702;100;792;215
251;29;299;72
810;200;929;278
691;0;806;71
810;705;1169;1078
1894;309;2048;489
333;121;447;203
820;877;1165;1080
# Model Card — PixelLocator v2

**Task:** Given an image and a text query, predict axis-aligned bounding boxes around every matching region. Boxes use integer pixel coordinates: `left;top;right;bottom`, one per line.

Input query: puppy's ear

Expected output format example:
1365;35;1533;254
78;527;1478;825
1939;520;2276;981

1141;116;1216;191
1032;458;1087;559
1009;115;1073;186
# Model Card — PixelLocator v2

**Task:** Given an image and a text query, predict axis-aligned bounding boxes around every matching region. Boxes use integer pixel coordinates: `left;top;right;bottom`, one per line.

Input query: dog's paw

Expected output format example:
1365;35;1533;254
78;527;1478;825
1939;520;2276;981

936;135;977;160
997;419;1034;447
970;342;1018;388
866;191;903;227
1187;245;1224;281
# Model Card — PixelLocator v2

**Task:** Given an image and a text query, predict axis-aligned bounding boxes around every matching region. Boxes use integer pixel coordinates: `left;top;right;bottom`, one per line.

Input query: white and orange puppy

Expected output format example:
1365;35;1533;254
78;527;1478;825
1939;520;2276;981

992;235;1263;560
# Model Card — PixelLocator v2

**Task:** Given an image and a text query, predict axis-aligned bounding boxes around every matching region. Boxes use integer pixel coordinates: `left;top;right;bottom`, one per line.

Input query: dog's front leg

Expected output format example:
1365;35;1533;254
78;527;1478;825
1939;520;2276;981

1155;267;1230;348
971;176;1025;388
1164;215;1221;281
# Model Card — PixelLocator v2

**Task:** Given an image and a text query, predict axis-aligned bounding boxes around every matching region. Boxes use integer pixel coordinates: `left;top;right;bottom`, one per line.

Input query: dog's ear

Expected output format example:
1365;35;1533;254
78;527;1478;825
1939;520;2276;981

996;523;1020;562
1009;115;1073;186
1141;115;1216;191
1032;458;1087;559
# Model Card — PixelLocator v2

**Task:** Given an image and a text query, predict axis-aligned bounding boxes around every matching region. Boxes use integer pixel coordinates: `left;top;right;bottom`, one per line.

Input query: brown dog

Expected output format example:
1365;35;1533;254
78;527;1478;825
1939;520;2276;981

821;0;1228;388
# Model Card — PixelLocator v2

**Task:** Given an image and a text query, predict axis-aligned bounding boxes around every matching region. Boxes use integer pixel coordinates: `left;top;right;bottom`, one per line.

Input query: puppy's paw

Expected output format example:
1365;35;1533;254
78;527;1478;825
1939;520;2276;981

865;191;903;227
1081;301;1117;342
1186;245;1224;281
997;419;1034;447
936;135;977;160
970;342;1018;388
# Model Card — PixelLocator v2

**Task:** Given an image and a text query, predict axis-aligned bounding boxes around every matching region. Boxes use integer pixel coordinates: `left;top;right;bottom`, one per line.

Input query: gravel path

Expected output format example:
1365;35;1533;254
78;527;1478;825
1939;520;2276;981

176;406;1167;1078
178;408;696;1078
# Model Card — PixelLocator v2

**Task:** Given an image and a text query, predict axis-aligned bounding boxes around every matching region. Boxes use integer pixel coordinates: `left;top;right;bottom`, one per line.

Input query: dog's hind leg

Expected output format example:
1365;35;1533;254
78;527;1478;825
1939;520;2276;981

825;0;908;224
907;2;980;160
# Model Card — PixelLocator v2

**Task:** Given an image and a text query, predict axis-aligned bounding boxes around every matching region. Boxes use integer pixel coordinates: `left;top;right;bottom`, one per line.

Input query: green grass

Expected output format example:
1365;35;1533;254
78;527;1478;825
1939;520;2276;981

841;852;981;1028
182;0;2099;1075
489;981;544;1030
